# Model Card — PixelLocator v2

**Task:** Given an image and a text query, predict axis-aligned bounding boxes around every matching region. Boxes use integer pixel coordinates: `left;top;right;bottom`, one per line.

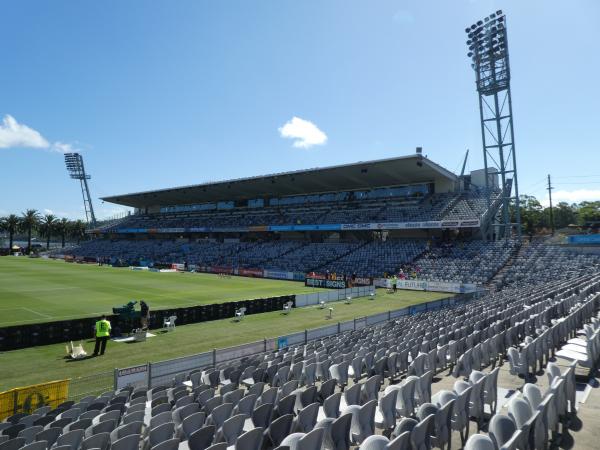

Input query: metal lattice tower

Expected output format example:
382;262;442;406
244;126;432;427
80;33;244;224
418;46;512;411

65;153;97;226
466;10;521;240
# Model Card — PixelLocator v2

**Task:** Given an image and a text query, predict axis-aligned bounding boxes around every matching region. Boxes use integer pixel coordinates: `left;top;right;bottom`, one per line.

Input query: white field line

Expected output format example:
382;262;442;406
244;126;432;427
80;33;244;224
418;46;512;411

21;307;53;319
0;286;80;293
0;311;108;326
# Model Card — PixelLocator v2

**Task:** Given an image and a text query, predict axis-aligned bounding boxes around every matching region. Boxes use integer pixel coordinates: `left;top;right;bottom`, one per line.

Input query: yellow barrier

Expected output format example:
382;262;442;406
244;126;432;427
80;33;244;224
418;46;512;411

0;380;70;420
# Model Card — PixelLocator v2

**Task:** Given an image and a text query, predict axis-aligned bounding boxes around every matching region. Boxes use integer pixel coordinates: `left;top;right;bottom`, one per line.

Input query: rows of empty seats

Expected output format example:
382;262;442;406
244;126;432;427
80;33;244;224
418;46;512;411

102;189;497;233
63;240;184;263
316;241;427;277
5;267;598;450
64;237;521;284
444;189;499;221
497;239;600;288
413;240;518;284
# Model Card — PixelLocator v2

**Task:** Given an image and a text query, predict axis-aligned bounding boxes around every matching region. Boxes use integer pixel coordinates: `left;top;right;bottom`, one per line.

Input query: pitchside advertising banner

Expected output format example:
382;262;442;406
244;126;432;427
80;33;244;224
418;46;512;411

306;278;347;289
340;219;480;231
305;276;373;289
238;268;264;278
0;380;70;420
263;270;295;280
374;278;477;294
115;364;149;389
567;235;600;245
111;219;480;234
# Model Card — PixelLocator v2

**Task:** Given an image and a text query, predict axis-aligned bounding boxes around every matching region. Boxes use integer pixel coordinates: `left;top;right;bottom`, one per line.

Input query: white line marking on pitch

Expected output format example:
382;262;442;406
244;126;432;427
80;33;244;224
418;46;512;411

0;286;80;293
0;311;114;326
21;308;53;319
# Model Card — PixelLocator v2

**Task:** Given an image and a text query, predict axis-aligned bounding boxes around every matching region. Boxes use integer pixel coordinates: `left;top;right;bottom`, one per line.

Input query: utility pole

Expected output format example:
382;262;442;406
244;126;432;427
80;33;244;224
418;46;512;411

547;174;555;235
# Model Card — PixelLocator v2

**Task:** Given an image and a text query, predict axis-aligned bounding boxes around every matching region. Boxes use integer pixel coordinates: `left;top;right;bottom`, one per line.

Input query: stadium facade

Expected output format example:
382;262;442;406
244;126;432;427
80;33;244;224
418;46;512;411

53;151;521;285
99;152;501;238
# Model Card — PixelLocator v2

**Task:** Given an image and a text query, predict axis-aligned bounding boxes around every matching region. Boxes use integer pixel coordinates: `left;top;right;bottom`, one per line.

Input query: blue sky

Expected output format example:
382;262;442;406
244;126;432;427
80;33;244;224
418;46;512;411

1;0;599;219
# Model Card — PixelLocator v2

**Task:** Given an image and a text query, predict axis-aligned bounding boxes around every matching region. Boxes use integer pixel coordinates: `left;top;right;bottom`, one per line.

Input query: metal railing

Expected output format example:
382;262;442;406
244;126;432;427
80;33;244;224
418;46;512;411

114;290;480;389
68;371;114;401
86;211;132;231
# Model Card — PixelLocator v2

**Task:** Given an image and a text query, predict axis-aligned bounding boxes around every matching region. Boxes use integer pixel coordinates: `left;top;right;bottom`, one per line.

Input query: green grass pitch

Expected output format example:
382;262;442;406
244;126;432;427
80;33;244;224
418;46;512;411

0;257;451;394
0;257;327;326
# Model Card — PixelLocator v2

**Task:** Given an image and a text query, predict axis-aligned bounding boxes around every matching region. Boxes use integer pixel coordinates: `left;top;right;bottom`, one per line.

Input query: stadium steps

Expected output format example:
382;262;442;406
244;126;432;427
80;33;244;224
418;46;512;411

255;241;308;268
215;241;264;266
309;240;372;273
436;193;461;220
486;239;528;289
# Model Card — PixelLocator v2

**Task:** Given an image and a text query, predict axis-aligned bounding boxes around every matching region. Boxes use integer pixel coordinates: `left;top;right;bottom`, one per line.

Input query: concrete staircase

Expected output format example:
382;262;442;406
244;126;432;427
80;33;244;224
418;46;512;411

486;239;529;290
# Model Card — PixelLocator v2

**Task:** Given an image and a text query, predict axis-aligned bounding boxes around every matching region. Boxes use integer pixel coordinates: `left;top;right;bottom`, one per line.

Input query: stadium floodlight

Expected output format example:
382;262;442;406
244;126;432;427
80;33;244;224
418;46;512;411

465;11;521;240
65;152;97;226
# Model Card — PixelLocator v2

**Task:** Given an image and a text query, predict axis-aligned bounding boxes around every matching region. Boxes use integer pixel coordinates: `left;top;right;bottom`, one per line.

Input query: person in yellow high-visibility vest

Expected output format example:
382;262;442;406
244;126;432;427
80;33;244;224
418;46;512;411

93;315;111;356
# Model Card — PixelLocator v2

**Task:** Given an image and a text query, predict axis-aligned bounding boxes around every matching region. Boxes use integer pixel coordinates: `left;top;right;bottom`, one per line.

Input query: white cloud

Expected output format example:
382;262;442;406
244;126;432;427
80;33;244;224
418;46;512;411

279;116;327;149
538;189;600;206
0;115;49;149
43;209;54;215
0;114;78;154
52;141;74;154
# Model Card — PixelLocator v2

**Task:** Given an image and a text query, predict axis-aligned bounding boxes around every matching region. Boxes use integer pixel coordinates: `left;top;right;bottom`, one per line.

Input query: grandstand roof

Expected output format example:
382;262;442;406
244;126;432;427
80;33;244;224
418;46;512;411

102;154;457;208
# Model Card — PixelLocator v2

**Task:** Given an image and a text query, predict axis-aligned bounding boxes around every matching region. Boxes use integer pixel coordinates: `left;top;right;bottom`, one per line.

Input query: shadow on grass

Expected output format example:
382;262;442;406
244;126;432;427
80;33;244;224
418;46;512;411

64;355;98;362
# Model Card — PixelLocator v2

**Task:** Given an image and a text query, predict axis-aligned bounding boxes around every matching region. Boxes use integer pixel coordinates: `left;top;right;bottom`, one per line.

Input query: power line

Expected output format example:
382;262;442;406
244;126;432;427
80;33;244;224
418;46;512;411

522;177;547;190
552;175;600;179
552;182;600;185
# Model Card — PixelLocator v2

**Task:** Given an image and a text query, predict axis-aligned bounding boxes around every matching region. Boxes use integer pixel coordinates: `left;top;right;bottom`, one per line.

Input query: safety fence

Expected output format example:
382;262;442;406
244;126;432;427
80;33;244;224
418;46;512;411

0;380;70;421
295;286;375;307
0;371;116;417
114;291;479;390
69;371;115;402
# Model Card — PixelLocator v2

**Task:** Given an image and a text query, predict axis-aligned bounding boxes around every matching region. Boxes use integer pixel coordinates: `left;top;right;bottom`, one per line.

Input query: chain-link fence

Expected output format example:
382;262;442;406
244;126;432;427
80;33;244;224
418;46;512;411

68;371;114;402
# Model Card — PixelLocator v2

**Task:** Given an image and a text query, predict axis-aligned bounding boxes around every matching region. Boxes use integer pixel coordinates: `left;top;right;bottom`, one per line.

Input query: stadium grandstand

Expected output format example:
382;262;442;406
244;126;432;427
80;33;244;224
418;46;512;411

60;153;516;285
5;5;600;449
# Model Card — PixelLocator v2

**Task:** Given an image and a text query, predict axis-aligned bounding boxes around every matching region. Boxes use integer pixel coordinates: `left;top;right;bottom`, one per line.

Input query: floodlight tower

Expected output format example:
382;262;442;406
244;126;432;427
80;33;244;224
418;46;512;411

465;10;521;240
65;153;97;226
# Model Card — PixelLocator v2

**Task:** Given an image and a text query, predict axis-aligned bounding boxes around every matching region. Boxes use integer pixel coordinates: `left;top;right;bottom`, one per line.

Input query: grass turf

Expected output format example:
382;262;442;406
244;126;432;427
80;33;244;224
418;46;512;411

0;257;326;326
0;288;449;394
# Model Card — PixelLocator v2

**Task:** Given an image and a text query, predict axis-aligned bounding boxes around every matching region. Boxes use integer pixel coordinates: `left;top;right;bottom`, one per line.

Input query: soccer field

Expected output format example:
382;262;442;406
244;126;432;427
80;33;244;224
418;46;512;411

0;256;453;394
0;288;450;392
0;257;325;326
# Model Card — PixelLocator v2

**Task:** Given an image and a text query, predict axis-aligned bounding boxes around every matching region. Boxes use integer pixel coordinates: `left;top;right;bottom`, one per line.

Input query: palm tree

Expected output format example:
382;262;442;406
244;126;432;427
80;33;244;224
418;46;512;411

21;209;40;254
56;218;70;248
40;214;57;249
70;219;87;244
1;215;20;251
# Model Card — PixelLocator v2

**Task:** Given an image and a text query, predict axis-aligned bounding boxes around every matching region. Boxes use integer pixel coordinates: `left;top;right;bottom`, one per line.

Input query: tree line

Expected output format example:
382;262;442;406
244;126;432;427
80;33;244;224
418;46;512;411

0;210;87;253
515;196;600;234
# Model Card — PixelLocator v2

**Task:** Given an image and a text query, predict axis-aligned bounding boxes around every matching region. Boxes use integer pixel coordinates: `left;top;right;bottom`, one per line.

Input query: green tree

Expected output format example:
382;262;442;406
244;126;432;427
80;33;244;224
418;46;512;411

518;195;545;233
577;201;600;225
55;218;70;248
39;214;57;249
20;209;40;254
0;214;20;251
552;202;577;229
69;220;87;244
